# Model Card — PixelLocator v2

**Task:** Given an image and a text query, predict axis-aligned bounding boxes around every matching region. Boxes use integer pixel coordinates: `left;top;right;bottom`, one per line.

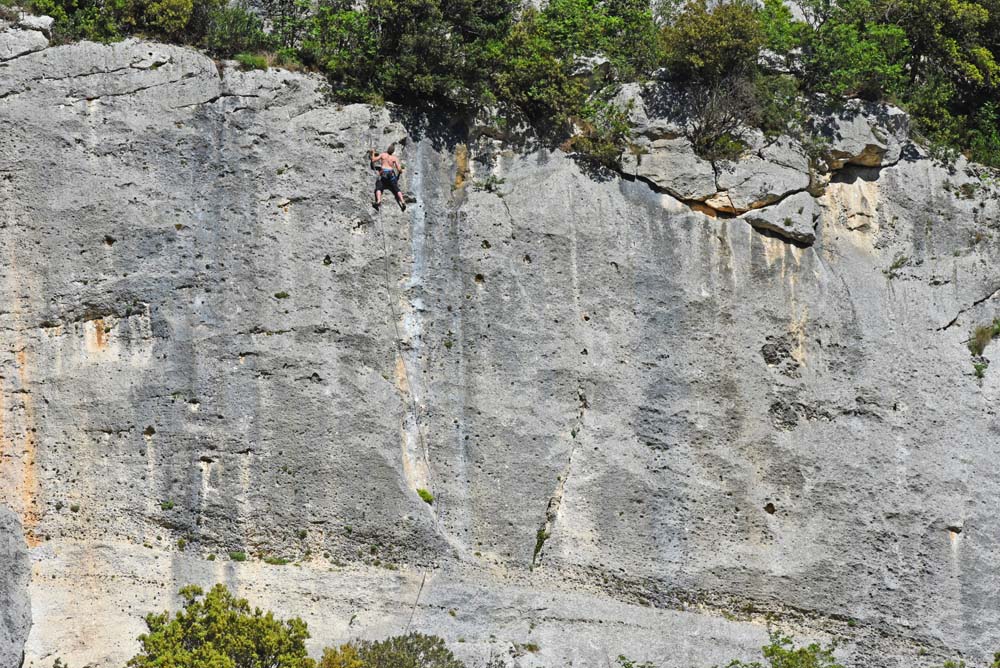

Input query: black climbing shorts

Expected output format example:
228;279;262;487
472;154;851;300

376;170;400;196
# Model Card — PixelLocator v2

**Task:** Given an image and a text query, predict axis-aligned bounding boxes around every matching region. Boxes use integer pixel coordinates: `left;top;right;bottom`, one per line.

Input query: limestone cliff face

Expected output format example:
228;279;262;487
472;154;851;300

3;15;1000;668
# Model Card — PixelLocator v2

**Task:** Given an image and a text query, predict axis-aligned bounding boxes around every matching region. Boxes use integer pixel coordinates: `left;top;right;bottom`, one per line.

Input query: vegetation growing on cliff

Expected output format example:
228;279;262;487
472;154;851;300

122;589;996;668
24;0;1000;165
126;584;315;668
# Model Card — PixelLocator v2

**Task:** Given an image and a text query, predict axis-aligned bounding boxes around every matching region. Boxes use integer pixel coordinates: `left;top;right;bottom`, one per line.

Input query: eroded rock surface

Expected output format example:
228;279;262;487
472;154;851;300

618;81;915;242
0;507;30;668
4;22;1000;668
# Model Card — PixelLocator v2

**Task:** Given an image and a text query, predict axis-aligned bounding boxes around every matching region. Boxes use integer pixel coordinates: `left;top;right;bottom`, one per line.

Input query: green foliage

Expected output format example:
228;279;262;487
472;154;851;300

259;0;310;48
417;488;434;504
300;1;375;99
494;0;657;130
319;645;364;668
967;102;1000;165
725;631;844;668
236;52;269;70
969;318;1000;355
493;8;585;130
204;2;271;57
661;0;763;83
160;500;174;510
567;97;633;168
28;0;1000;168
146;0;194;38
264;555;291;565
127;584;315;668
362;0;518;108
617;656;657;668
229;550;248;561
799;1;910;100
344;632;465;668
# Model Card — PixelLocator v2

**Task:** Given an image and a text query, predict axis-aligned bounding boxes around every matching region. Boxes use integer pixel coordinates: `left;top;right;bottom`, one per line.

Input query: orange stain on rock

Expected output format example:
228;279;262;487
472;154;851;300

93;318;107;349
13;349;41;546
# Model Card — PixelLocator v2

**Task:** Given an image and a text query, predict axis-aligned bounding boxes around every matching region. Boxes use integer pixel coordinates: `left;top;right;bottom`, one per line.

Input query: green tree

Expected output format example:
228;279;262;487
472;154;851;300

301;1;376;100
127;584;316;668
494;6;586;129
660;0;764;83
354;632;465;668
802;3;910;99
364;0;517;109
203;1;271;57
725;631;844;668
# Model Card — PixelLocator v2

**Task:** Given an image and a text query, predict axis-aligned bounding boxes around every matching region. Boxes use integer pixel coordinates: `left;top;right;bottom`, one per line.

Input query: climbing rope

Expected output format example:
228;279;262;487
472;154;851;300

403;571;427;633
374;187;433;503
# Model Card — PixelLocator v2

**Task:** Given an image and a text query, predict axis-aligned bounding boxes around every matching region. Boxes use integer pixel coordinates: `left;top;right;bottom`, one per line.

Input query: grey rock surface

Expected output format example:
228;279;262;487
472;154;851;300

0;27;46;60
0;507;30;668
740;191;823;244
632;137;718;201
813;99;909;169
16;13;53;34
3;23;1000;668
715;135;812;213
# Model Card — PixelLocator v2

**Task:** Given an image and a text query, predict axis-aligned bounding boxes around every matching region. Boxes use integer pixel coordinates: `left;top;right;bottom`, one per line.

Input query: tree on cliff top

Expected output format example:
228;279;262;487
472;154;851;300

127;584;316;668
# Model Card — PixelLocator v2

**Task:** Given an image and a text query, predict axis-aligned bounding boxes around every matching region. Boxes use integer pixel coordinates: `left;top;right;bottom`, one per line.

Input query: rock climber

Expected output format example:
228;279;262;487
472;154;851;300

370;143;406;212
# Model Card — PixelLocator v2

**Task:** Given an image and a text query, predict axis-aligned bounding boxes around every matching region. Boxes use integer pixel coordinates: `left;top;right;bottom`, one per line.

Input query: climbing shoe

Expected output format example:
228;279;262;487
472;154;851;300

372;200;380;211
399;200;407;212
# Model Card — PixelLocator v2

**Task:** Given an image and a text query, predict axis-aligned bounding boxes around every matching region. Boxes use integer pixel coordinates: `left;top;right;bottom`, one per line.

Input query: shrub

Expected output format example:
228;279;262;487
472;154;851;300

802;12;910;100
31;0;128;42
494;8;586;131
726;631;844;668
204;1;271;57
160;500;174;510
264;555;290;565
969;319;1000;356
319;644;364;668
326;632;465;668
617;656;656;668
146;0;194;38
300;2;376;99
229;550;248;561
567;97;633;168
235;53;269;70
417;488;434;504
126;584;314;668
660;0;763;84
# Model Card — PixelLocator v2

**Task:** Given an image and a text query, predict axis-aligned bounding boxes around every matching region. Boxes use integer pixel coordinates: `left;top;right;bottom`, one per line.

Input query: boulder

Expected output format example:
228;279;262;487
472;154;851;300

740;190;823;244
632;137;718;201
812;100;909;169
715;135;811;212
0;27;47;61
17;13;54;34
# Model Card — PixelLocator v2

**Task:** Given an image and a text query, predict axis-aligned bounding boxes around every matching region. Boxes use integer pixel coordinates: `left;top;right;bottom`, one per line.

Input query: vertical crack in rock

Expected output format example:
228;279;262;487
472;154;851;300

533;387;588;568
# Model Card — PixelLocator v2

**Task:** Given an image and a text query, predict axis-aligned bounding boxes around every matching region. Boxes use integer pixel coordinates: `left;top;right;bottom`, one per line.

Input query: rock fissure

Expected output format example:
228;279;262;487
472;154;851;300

171;92;259;109
937;285;1000;331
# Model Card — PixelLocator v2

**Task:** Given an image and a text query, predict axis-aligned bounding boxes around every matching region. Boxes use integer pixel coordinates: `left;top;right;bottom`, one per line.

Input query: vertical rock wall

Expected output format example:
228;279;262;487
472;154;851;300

3;22;1000;668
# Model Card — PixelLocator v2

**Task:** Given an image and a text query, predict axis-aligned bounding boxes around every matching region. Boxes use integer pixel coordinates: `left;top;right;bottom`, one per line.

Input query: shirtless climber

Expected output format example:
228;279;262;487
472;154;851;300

370;143;406;212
